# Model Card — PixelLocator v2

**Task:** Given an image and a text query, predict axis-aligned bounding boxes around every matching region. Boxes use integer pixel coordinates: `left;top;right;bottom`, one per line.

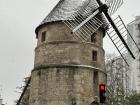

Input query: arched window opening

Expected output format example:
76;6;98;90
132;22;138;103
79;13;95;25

41;31;46;42
92;50;97;61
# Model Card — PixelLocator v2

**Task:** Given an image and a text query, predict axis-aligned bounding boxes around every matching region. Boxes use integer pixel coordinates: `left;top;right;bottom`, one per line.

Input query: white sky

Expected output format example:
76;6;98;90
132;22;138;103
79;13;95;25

0;0;140;105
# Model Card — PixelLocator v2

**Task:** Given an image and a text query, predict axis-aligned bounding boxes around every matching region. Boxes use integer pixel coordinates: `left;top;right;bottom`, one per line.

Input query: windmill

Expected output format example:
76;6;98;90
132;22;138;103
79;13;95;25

63;0;140;66
15;0;140;105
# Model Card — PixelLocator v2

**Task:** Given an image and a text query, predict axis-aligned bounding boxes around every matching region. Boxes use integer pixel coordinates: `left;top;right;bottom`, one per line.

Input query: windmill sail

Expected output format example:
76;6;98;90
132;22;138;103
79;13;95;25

105;0;124;15
63;0;108;42
95;0;137;65
63;0;139;66
107;16;132;66
63;7;104;41
107;15;140;65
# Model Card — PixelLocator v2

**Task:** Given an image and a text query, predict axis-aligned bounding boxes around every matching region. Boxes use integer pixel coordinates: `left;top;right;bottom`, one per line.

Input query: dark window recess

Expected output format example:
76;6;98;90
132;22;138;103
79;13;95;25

94;72;98;84
71;98;76;105
41;31;46;42
91;33;96;43
92;50;97;61
37;71;41;76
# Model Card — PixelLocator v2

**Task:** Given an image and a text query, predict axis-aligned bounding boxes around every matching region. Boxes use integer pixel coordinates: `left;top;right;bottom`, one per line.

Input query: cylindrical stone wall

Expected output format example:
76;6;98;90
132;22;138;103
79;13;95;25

29;21;106;105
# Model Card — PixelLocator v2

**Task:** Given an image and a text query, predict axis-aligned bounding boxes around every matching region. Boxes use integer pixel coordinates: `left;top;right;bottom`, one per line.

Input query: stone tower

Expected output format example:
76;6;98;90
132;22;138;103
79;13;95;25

29;0;107;105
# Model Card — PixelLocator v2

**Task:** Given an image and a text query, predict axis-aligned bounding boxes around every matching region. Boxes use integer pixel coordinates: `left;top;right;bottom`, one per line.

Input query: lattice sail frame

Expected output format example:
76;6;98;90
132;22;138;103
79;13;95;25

63;0;106;42
63;0;124;42
105;0;124;15
63;0;140;66
107;15;140;66
63;13;104;41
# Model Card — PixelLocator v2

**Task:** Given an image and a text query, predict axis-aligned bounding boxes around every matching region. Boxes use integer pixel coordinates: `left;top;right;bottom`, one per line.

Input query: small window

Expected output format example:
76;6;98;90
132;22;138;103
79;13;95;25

92;50;97;61
41;31;46;42
91;33;96;43
94;72;98;84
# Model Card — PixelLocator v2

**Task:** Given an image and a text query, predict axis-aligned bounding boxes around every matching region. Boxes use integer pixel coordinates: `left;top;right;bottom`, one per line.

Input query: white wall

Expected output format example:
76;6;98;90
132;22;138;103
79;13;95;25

127;16;140;93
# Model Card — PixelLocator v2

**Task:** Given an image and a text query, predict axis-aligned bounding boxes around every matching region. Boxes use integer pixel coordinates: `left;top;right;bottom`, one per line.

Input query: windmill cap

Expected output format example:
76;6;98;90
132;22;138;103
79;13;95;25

35;0;108;37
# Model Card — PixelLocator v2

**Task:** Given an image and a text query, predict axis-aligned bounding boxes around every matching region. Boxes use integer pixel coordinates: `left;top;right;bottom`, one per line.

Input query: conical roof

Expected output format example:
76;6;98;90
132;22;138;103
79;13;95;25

35;0;108;34
41;0;98;24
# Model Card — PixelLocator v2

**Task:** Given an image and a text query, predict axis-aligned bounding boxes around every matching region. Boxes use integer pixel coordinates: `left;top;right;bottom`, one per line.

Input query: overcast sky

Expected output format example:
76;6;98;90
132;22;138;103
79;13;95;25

0;0;140;105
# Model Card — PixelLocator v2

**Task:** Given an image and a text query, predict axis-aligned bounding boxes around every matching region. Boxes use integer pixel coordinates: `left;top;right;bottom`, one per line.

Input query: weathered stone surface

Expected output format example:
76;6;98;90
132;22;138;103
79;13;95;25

29;68;95;105
28;21;106;105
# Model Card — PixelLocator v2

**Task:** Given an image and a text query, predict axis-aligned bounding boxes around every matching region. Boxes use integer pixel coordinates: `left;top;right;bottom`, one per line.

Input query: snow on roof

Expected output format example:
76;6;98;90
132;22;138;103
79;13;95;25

36;0;108;34
41;0;98;24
